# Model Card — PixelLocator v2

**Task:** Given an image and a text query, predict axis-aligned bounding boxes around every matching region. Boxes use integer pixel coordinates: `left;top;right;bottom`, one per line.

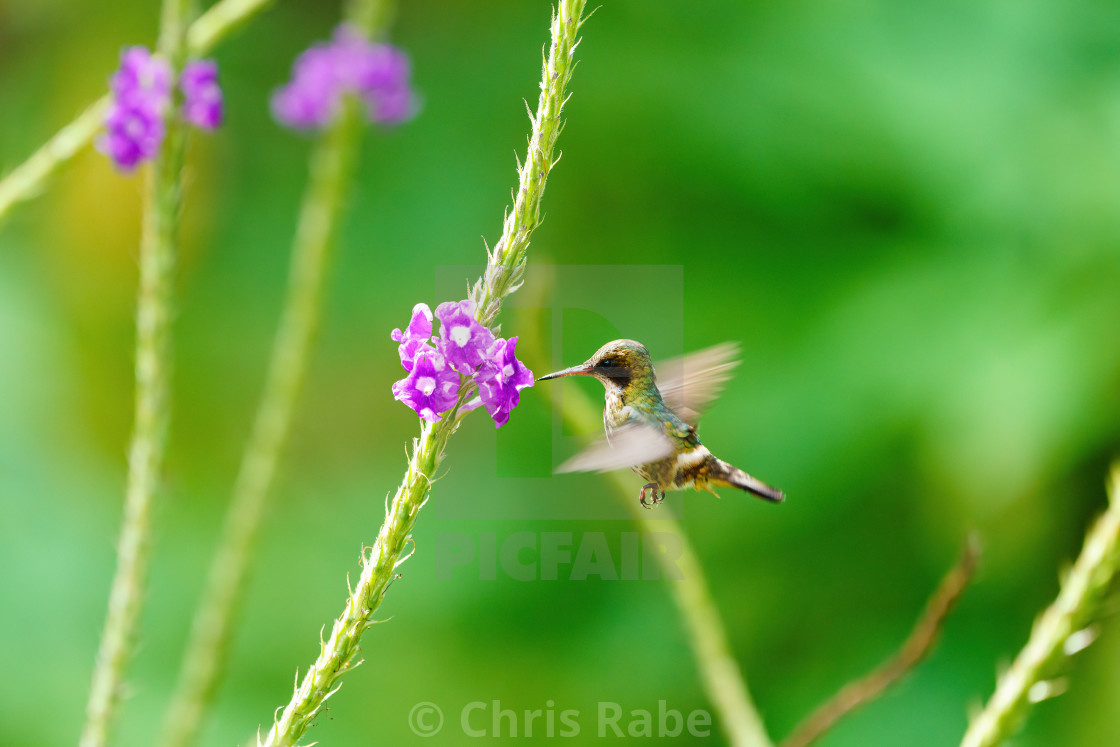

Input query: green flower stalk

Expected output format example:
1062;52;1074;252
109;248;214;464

256;4;587;745
160;4;391;746
0;97;110;221
187;0;276;55
517;319;773;747
783;538;980;747
623;484;772;747
78;2;193;746
961;464;1120;747
469;3;586;327
0;0;274;223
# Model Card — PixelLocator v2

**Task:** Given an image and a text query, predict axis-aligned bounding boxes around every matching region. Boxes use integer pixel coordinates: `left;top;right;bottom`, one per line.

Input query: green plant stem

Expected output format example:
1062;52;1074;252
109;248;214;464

783;538;980;747
469;2;586;326
161;4;386;744
0;0;275;224
631;507;773;747
258;413;458;747
0;97;110;221
187;0;276;56
160;81;368;747
78;2;192;746
527;333;773;747
961;464;1120;747
256;4;587;745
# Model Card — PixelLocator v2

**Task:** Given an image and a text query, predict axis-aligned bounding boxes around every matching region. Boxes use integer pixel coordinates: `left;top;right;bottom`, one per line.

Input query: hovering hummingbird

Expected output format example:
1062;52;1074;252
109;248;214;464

538;339;785;508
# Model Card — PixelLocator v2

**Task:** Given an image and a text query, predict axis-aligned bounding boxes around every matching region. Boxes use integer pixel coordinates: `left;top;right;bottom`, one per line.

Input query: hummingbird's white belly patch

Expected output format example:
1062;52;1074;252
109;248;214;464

675;446;710;467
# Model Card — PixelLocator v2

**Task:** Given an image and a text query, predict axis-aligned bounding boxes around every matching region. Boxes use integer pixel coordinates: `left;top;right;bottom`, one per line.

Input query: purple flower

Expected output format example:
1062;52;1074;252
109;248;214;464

110;46;173;102
99;47;224;171
390;302;434;372
390;299;534;427
392;347;460;422
98;47;172;170
434;300;495;375
272;24;414;130
476;337;535;428
336;27;413;125
180;60;223;130
99;104;166;171
271;45;338;129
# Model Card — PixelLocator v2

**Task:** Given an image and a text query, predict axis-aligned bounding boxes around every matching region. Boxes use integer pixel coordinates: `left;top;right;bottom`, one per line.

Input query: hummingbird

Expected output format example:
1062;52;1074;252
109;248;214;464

538;339;785;508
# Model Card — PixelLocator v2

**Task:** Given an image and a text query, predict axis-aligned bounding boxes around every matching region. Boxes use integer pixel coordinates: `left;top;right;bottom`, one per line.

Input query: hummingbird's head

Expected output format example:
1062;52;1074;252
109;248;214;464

537;339;655;394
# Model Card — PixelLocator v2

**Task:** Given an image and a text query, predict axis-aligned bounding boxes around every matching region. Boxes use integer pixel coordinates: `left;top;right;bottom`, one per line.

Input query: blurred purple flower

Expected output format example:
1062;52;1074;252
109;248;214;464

476;337;535;428
98;46;172;170
99;47;224;170
270;45;337;129
334;26;413;125
434;300;495;375
180;60;223;130
110;46;173;102
391;302;435;372
272;24;414;130
392;348;460;422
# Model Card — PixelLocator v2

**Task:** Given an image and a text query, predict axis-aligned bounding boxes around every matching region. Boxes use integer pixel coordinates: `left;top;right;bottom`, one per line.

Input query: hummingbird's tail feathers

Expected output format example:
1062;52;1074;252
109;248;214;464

711;459;785;502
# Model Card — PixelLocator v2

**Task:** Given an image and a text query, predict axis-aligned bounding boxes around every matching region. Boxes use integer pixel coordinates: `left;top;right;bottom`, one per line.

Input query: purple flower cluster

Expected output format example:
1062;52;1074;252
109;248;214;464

98;47;224;171
391;300;534;427
272;25;413;130
179;60;223;131
99;48;171;170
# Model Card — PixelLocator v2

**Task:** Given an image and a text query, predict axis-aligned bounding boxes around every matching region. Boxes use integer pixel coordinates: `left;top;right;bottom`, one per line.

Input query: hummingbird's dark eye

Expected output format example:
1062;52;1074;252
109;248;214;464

599;357;616;368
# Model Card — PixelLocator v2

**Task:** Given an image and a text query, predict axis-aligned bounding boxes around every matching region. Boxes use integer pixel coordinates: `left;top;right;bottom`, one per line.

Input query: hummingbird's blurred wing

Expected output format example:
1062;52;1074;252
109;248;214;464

655;341;741;426
556;422;676;474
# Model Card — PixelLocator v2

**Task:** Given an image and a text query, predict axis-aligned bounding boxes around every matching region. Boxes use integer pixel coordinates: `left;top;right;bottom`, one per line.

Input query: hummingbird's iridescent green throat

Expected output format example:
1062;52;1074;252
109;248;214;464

538;339;785;508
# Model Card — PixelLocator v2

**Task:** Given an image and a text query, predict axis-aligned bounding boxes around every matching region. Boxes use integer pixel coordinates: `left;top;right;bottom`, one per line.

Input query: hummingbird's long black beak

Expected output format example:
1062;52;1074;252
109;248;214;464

537;362;593;381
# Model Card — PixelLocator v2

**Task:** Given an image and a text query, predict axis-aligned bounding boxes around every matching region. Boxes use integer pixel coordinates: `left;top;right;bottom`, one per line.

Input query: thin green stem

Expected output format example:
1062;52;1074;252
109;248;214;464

78;2;192;746
342;0;393;38
256;3;588;745
187;0;276;56
961;464;1120;747
160;5;385;745
258;412;457;747
631;507;773;747
469;2;587;326
0;0;275;224
783;538;980;747
0;97;110;221
522;323;773;747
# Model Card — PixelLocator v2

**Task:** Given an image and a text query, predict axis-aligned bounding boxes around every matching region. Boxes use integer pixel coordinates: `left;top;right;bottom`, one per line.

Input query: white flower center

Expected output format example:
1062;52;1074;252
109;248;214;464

416;376;436;396
450;325;472;348
125;114;146;138
502;364;515;379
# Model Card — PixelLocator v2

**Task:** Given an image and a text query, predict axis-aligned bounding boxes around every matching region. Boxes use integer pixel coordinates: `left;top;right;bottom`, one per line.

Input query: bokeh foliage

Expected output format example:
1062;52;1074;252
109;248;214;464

2;1;1119;745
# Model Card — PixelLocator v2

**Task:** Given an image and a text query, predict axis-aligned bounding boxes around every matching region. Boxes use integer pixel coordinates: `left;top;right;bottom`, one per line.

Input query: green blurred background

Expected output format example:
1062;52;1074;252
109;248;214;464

3;0;1120;744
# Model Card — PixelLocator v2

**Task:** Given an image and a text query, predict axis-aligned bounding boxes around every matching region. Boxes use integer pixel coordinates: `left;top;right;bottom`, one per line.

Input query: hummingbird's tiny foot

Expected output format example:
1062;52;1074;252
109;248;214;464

639;482;661;509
